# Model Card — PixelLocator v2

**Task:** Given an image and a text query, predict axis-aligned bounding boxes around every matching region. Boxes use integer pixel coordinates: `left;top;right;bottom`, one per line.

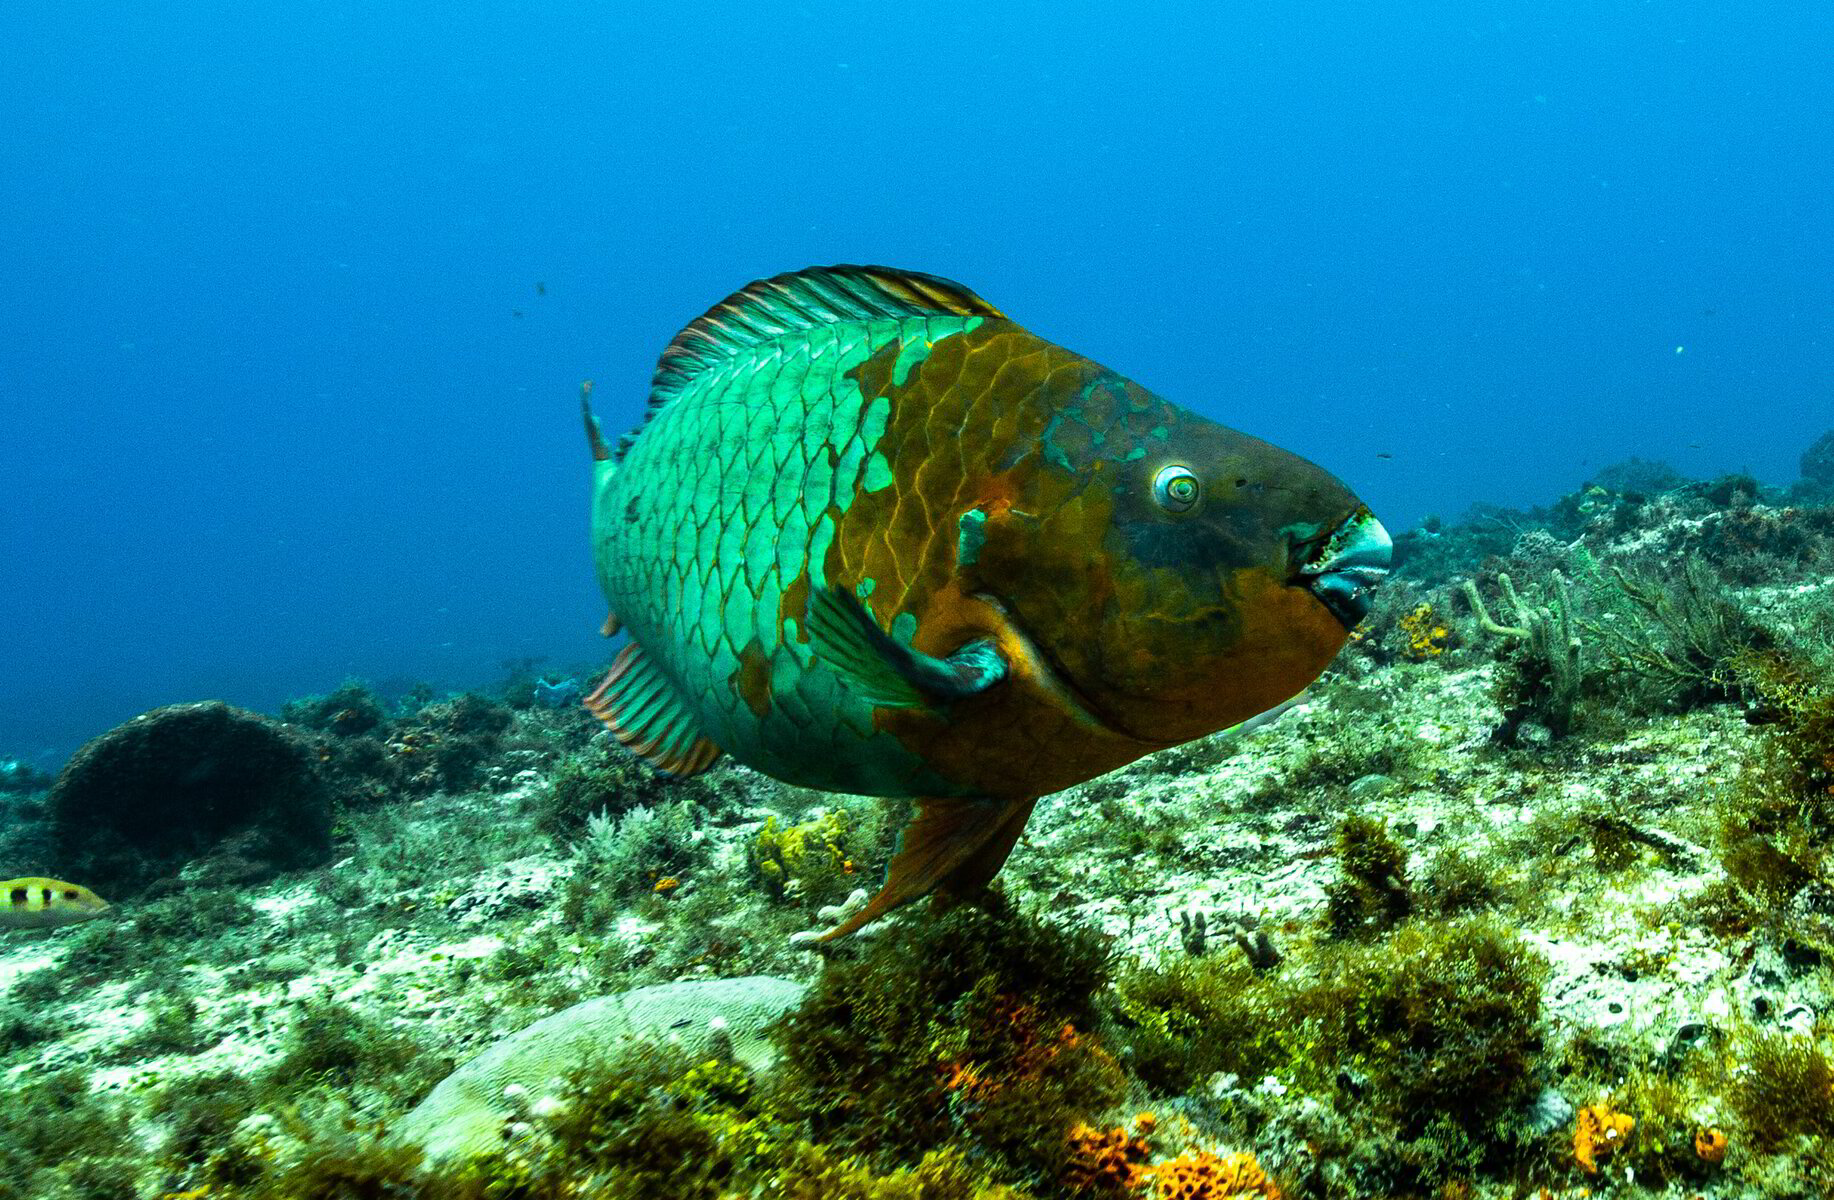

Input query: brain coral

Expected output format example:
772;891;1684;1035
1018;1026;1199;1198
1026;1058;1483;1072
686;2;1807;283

391;975;807;1163
49;701;331;890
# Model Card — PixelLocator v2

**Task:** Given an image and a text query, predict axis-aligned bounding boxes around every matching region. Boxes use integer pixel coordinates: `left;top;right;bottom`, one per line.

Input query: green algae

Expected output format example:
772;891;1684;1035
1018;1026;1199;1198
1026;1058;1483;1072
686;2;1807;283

774;899;1121;1189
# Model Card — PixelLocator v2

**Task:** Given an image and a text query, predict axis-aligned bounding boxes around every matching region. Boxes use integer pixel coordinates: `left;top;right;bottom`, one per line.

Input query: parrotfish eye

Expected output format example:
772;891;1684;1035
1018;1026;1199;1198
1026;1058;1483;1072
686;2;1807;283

1151;464;1201;513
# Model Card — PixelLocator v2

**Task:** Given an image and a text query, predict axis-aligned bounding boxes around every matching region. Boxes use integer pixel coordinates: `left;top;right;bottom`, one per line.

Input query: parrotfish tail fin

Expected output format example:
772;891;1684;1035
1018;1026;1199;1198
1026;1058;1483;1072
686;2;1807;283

816;796;1036;941
583;641;723;777
581;380;612;463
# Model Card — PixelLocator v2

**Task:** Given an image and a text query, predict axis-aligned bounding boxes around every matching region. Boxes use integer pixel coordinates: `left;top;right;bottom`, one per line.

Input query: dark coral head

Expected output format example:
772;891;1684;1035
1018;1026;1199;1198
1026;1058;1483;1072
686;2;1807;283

978;381;1388;744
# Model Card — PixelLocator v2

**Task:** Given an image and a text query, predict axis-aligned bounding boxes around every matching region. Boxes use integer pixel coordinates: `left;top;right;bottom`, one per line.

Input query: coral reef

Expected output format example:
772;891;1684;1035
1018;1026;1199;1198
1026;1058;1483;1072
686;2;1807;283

5;468;1834;1199
47;701;331;891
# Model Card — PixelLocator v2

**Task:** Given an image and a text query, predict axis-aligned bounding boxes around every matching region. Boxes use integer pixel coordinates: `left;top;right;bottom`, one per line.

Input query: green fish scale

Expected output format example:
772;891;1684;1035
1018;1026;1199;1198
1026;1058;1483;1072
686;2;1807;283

595;315;982;795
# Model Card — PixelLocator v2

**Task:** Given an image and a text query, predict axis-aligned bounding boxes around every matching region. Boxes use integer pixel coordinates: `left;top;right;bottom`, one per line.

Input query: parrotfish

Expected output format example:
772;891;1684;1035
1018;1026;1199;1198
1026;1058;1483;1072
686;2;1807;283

582;266;1389;938
0;876;110;931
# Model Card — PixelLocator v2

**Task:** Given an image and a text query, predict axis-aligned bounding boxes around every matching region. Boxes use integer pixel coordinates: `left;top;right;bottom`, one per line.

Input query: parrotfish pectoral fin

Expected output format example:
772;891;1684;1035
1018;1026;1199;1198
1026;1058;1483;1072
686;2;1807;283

816;796;1037;941
584;641;723;777
806;587;1007;709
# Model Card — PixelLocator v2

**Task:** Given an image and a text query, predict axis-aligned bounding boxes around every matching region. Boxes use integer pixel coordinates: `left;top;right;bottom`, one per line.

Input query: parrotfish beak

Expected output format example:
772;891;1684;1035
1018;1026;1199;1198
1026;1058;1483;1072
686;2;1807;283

1293;508;1391;629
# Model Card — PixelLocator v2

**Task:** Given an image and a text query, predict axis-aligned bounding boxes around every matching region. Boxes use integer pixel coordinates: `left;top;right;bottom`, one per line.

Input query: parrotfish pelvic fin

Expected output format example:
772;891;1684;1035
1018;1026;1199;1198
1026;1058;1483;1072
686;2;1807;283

583;641;723;777
816;796;1037;941
805;587;1007;709
581;380;611;463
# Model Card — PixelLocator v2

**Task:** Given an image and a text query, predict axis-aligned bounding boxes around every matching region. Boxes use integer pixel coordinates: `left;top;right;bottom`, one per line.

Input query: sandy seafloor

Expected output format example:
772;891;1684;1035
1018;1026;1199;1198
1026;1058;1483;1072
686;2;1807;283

4;469;1834;1200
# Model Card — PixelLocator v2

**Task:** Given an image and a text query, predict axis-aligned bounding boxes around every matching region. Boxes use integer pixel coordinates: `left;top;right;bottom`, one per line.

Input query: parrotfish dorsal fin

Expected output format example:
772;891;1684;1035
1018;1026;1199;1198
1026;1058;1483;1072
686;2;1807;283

583;641;723;777
616;266;1007;460
580;379;611;463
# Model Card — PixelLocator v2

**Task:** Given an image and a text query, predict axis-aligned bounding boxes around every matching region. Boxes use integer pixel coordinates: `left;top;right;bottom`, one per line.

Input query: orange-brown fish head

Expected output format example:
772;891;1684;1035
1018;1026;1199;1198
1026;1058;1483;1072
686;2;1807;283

970;391;1389;746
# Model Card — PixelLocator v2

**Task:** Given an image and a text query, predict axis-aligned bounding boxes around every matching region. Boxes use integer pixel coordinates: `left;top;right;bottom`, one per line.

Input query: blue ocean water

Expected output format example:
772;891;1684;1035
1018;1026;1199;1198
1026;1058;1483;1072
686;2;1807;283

3;2;1828;765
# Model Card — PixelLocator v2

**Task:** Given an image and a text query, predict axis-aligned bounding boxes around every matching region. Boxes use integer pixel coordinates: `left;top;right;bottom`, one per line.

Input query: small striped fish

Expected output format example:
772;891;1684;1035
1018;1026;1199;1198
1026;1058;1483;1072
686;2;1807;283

0;877;110;931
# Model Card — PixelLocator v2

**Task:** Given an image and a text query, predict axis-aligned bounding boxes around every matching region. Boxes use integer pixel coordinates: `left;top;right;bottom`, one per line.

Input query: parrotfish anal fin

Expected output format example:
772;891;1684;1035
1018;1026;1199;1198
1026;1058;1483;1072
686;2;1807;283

817;796;1037;941
806;587;1007;709
933;797;1037;902
614;266;1008;462
583;642;723;777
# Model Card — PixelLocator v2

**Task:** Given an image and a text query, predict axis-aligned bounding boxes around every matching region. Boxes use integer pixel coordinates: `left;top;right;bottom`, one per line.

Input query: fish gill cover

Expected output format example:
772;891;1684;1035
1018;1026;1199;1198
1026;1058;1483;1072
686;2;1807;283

1;3;1832;1199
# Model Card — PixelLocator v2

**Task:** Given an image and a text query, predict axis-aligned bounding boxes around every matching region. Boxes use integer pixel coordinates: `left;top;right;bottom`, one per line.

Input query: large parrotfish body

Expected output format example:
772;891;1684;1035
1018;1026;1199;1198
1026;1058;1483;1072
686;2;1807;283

583;266;1390;938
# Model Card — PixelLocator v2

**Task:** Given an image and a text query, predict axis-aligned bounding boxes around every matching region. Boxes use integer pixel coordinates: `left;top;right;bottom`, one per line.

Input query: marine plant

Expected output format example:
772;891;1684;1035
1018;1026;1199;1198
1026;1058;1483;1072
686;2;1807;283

1324;813;1412;938
146;1071;270;1189
131;887;260;940
533;743;676;840
385;691;516;795
269;993;447;1103
1729;1027;1834;1151
235;1134;436;1200
229;1041;1036;1200
773;897;1122;1188
1278;677;1427;791
1304;921;1547;1169
1740;648;1834;832
1112;918;1546;1188
112;985;210;1061
14;888;258;997
1704;648;1834;941
1416;846;1503;917
564;799;709;909
1579;559;1772;712
0;997;63;1055
0;1070;139;1200
1602;1068;1725;1188
1108;955;1283;1097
